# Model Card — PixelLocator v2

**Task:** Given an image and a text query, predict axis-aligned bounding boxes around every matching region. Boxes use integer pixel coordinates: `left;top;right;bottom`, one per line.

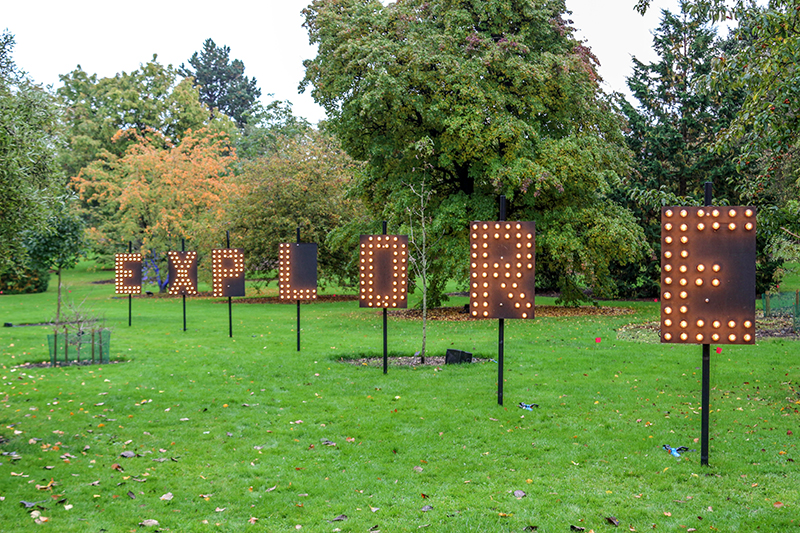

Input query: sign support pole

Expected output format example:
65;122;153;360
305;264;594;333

182;238;187;332
701;181;712;466
227;231;233;338
128;241;133;327
382;220;388;375
297;227;301;352
498;196;506;406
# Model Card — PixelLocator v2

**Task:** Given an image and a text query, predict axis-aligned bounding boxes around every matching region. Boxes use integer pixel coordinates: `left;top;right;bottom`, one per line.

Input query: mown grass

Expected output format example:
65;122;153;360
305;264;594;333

0;262;798;532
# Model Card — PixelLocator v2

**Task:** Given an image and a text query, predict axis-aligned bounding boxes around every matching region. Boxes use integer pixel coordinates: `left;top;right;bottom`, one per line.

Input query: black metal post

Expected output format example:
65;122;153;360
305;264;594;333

182;238;187;332
701;181;712;466
498;195;507;406
227;231;233;338
383;220;388;374
128;241;133;327
297;227;301;351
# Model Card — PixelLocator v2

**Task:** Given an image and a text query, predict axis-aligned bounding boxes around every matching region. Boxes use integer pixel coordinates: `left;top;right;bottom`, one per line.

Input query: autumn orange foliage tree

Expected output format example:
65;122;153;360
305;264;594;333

74;127;239;290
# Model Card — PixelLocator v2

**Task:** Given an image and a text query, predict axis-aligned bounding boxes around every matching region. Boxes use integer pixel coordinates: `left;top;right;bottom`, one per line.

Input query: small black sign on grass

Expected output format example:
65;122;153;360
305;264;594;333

445;349;472;364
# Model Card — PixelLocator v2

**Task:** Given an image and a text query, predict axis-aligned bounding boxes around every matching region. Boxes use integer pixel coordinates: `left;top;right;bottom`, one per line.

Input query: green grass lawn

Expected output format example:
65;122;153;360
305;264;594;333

1;263;798;532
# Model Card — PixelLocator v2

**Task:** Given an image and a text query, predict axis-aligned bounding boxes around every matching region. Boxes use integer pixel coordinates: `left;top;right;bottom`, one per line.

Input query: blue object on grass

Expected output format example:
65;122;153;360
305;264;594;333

518;402;539;410
663;444;694;457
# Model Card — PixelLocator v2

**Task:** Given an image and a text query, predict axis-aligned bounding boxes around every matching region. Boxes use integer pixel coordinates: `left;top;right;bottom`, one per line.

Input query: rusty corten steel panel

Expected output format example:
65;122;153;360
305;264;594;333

469;221;536;319
279;243;318;301
167;251;199;296
358;235;408;308
660;206;756;344
212;248;245;297
114;253;142;295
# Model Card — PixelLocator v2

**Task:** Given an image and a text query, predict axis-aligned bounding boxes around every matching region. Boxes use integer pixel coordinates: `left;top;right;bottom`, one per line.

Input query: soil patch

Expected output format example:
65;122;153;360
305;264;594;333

344;356;493;367
225;294;358;304
14;360;126;369
389;305;634;321
618;312;799;343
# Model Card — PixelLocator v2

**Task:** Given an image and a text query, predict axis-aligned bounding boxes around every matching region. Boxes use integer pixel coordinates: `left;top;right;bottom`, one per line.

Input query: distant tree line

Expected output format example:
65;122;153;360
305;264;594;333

0;0;797;306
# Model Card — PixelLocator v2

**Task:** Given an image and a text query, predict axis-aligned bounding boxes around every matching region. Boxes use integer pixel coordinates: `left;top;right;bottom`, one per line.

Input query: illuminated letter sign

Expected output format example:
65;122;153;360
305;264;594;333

279;243;318;300
167;251;198;296
660;207;756;344
114;253;142;294
212;248;245;297
469;221;536;319
359;235;408;308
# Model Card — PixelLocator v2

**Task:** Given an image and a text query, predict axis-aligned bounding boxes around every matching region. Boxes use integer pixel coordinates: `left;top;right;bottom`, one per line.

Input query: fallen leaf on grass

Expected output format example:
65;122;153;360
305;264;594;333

89;480;100;486
570;527;585;532
160;492;173;501
370;506;380;512
120;451;136;458
774;502;784;508
35;479;56;491
266;485;277;492
215;507;226;512
321;439;336;446
513;490;526;499
139;519;159;527
369;526;380;532
664;511;671;516
328;514;348;522
523;527;538;531
605;516;620;526
248;517;258;524
111;463;124;472
413;466;423;473
498;512;513;517
421;505;433;512
64;504;72;511
43;466;54;470
127;491;135;499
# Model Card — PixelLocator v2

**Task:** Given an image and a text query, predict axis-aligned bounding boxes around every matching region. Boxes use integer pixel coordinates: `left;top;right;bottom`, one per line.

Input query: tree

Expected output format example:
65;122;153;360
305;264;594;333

58;56;231;179
229;129;364;286
405;175;441;363
0;30;66;269
611;4;745;297
235;99;311;161
180;39;261;128
635;0;799;292
301;0;647;304
73;128;239;291
24;203;85;322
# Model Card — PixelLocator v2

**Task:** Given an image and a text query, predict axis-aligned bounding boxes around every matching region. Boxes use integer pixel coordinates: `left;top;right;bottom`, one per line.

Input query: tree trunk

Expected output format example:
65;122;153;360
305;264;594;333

56;267;63;324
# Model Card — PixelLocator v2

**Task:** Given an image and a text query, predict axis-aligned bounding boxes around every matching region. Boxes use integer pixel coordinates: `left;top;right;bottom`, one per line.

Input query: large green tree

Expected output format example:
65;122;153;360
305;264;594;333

57;56;228;179
301;0;647;303
612;4;746;297
179;39;261;128
635;0;800;279
0;30;65;268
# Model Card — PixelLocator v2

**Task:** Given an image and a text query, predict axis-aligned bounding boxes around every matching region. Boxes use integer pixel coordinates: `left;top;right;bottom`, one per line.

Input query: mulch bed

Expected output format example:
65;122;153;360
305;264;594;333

345;356;492;368
14;360;125;369
388;305;634;321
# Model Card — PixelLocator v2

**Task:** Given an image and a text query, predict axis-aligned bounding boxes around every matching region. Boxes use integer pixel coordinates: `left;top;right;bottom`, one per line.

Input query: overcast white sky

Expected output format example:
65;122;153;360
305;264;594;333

4;0;709;125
